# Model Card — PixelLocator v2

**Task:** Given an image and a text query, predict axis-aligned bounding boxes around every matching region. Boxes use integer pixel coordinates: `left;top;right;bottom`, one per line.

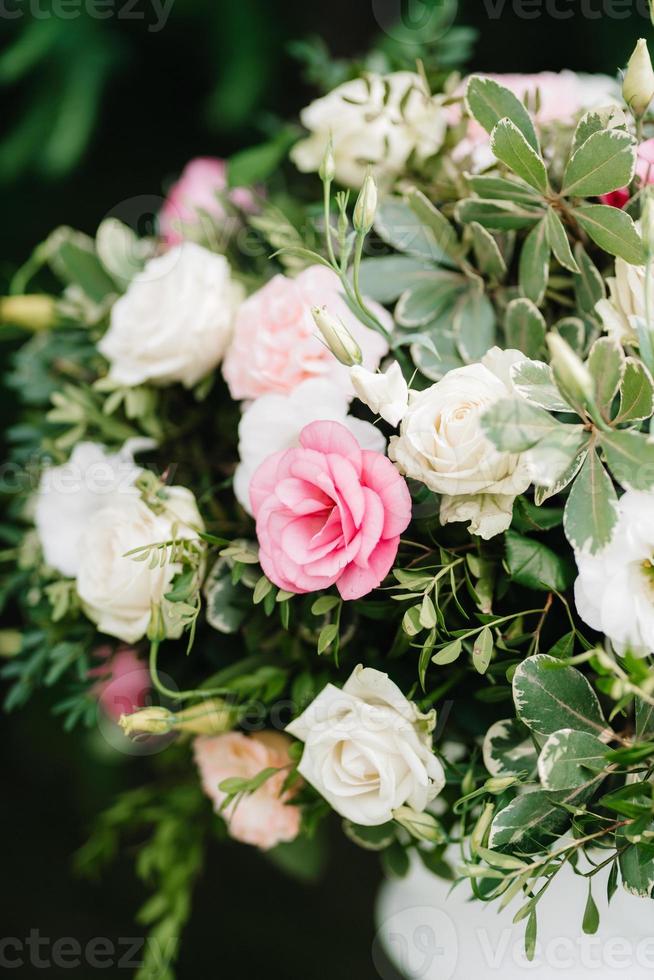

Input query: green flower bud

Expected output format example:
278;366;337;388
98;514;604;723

119;706;173;736
623;39;654;117
353;172;378;235
311;305;363;366
546;332;594;408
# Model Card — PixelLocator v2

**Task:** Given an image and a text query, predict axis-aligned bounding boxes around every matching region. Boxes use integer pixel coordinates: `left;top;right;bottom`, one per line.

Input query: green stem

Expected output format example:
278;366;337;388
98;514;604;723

323;180;337;268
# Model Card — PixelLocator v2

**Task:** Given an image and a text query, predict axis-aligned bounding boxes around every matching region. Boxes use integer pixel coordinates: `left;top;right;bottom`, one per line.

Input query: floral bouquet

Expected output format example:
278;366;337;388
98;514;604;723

5;12;654;978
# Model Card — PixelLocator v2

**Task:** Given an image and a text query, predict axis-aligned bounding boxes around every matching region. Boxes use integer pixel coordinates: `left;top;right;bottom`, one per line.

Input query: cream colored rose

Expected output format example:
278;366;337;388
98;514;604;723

99;242;243;388
286;665;445;826
596;257;646;346
388;348;531;540
76;485;203;644
291;71;446;188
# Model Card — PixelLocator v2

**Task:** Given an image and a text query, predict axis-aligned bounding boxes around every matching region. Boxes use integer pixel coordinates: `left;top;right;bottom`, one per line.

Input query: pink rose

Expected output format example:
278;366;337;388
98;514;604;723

222;265;390;401
159;157;257;246
88;646;150;722
250;420;411;600
600;139;654;209
193;731;300;850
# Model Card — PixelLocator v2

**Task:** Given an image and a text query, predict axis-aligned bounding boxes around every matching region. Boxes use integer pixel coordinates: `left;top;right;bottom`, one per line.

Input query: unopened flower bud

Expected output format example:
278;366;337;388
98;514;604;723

311;305;362;366
547;332;594;409
173;698;233;735
623;39;654;117
353;172;378;235
319;137;335;184
484;775;518;795
0;294;57;331
119;706;172;735
471;802;495;854
393;805;445;843
650;0;654;26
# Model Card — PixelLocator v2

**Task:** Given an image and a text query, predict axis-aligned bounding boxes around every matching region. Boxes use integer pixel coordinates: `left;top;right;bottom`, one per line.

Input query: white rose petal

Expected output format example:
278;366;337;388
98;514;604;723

291;72;447;188
388;348;531;539
233;378;385;514
350;362;409;427
286;665;445;826
99;242;243;388
574;489;654;657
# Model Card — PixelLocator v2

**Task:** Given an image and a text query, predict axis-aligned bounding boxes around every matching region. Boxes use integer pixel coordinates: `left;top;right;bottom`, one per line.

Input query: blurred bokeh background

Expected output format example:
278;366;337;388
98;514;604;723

0;1;650;976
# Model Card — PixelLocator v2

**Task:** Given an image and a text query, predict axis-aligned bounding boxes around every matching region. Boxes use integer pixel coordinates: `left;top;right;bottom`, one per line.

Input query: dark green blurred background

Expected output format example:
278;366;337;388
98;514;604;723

0;1;650;977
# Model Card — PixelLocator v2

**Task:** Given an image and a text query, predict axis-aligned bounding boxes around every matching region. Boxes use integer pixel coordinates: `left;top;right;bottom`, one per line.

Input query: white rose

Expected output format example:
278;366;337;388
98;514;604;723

596;257;646;347
388;348;531;540
574;490;654;657
34;441;149;578
76;485;203;644
291;72;446;188
99;242;243;388
233;378;385;515
286;665;445;826
350;362;409;427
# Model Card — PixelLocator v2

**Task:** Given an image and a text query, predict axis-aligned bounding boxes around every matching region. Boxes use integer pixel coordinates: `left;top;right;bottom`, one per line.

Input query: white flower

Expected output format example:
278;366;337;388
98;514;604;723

596;258;646;346
286;665;445;826
233;378;385;514
291;72;446;188
388;348;531;540
350;362;409;427
99;242;243;388
574;490;654;657
76;485;203;644
35;441;147;578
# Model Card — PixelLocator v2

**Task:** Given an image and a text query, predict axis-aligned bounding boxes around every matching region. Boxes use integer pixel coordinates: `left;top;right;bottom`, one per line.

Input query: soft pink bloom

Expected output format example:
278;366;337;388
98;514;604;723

159;157;257;246
88;646;150;722
222;265;390;401
193;731;300;850
250;420;411;600
600;139;654;209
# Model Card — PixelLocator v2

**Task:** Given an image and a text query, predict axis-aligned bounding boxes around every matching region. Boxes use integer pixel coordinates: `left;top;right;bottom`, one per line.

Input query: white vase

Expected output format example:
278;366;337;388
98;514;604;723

374;853;654;979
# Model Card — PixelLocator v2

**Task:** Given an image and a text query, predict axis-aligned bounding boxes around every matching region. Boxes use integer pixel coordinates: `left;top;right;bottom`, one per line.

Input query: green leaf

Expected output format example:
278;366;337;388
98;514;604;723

563;449;618;554
535;447;588;505
582;884;600;935
402;605;423;636
228;127;298;187
615;358;654;424
562;129;636;198
395;272;465;327
519;218;549;306
546;208;580;273
505;531;573;592
473;626;493;674
482;718;537;777
573;244;606;315
465;75;539;151
465;173;543;204
510;357;569;410
600;428;654;491
46;226;116;304
343;821;396;851
572;205;644;265
469;222;507;280
617;827;654;897
587;336;625;413
453;282;496;361
490;118;548;193
432;638;462;666
356;256;435;304
636;697;654;740
513;654;607;738
556;316;586;354
525;911;538;962
408;188;462;265
375;197;459;265
455;198;544;231
419;594;437;630
537;729;607;791
317;623;338;654
311;595;340;615
525;426;589;488
489;780;602;851
253;576;273;605
505;300;546;358
481;398;564;452
572;106;627;154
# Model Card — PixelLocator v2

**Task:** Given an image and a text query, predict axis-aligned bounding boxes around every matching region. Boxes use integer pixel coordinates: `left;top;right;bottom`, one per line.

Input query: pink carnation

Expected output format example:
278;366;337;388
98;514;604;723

88;646;150;722
221;265;390;401
193;731;300;850
250;420;411;600
600;139;654;209
159;157;257;246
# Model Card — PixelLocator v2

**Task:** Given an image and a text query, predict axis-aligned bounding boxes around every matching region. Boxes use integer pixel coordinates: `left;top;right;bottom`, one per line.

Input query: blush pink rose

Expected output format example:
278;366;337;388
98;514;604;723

193;731;300;850
600;139;654;209
159;157;257;246
221;265;390;401
250;420;411;600
88;646;150;722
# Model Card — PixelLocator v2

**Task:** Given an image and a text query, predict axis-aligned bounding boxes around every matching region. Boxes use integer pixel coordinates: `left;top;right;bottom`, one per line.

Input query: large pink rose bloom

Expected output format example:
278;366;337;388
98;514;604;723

600;139;654;208
193;731;300;850
250;420;411;600
88;646;150;722
222;265;390;401
159;157;257;246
